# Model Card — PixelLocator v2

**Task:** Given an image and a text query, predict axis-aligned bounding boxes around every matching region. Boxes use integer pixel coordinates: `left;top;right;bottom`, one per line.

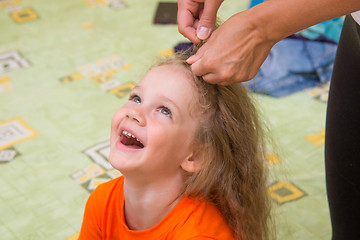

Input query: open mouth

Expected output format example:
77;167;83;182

120;130;144;149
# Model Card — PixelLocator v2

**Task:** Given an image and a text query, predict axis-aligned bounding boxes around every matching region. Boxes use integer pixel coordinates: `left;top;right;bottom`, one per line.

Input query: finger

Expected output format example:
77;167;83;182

202;74;233;86
177;10;200;43
187;40;206;63
193;18;200;30
190;57;212;77
201;72;223;85
186;52;201;64
177;0;203;43
196;0;223;40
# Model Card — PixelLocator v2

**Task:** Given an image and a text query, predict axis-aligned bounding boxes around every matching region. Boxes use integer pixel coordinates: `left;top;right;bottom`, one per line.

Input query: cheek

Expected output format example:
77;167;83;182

110;109;125;138
147;123;174;147
150;124;194;152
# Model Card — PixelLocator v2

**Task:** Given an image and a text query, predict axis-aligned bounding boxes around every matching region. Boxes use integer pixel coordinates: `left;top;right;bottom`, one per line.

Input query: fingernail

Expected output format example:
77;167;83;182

197;26;210;40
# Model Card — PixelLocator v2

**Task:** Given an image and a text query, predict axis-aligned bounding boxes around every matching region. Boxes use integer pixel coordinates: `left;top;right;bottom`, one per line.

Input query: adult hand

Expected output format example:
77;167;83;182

177;0;223;43
186;11;276;85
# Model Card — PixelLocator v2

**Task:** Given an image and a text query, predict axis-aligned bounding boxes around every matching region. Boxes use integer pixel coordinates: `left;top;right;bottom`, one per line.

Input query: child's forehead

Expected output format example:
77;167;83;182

153;63;191;75
136;63;202;115
140;63;195;87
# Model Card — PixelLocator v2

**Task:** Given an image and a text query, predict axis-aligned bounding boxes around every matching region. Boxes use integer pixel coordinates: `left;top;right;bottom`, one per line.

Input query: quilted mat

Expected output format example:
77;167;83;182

0;0;330;239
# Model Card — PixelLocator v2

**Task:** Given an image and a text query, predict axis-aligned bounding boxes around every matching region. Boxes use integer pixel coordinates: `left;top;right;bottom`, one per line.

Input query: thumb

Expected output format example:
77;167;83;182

196;1;222;40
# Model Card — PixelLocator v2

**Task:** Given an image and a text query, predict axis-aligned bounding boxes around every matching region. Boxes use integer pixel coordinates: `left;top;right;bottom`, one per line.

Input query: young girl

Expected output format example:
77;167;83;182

79;52;272;240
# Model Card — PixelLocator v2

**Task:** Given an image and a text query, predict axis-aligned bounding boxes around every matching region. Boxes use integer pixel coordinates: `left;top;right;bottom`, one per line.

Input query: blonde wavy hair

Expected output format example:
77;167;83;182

156;50;273;240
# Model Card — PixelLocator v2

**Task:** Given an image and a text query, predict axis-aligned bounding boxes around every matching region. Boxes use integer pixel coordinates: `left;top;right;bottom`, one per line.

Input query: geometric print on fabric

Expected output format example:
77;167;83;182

71;141;121;193
10;8;38;23
268;181;307;204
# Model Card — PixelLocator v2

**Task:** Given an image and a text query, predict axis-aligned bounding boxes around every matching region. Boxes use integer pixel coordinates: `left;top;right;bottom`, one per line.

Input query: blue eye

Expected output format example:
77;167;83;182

159;107;172;118
129;95;141;104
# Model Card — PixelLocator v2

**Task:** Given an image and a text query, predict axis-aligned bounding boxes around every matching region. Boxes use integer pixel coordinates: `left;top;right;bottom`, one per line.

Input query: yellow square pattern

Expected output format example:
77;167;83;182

60;73;84;83
159;48;175;57
265;152;282;165
0;76;10;83
306;129;325;146
72;164;106;184
92;72;113;85
0;0;21;9
268;181;306;204
66;232;79;240
0;76;13;91
122;64;133;70
109;82;135;98
11;8;38;23
0;117;39;151
83;0;107;7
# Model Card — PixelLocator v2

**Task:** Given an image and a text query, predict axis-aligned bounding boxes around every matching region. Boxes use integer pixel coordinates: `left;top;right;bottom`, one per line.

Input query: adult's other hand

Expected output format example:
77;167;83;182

186;11;276;85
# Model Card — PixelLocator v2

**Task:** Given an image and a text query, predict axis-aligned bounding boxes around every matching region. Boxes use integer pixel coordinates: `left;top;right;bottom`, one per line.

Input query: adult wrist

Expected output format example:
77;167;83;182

248;0;294;43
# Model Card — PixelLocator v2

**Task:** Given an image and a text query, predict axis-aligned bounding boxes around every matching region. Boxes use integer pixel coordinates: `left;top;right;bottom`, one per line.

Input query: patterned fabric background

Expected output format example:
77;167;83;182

0;0;330;239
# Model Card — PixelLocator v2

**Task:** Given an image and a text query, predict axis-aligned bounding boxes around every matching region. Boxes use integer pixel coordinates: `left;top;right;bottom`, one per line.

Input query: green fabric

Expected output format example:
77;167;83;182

0;0;330;239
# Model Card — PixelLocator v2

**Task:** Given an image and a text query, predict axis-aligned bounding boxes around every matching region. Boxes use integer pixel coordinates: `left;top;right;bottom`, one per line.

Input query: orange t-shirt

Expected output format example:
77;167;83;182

79;176;236;240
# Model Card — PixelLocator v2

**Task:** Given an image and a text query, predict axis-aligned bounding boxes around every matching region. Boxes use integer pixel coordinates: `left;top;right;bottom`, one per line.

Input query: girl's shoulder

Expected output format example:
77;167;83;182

192;199;234;235
79;177;125;239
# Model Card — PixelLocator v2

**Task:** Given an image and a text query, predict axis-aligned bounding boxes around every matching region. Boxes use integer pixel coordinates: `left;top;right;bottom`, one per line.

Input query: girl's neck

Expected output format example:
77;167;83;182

123;174;185;231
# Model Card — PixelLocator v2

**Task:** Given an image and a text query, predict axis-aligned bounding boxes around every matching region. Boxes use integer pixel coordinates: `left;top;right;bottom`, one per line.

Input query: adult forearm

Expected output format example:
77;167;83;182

185;0;360;84
249;0;360;42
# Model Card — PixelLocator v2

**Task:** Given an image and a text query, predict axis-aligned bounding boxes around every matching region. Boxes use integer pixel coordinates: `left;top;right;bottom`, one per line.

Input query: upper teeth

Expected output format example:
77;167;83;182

122;130;139;141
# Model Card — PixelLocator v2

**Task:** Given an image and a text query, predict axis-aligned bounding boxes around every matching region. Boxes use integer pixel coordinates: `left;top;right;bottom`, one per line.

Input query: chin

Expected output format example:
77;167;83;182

109;151;123;172
108;151;137;175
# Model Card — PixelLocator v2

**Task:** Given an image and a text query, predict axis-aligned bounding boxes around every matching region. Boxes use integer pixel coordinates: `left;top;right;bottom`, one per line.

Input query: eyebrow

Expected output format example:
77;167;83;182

132;85;141;92
158;95;181;113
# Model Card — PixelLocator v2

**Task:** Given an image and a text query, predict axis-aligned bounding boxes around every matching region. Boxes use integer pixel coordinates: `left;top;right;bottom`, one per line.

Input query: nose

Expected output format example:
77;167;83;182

126;107;145;126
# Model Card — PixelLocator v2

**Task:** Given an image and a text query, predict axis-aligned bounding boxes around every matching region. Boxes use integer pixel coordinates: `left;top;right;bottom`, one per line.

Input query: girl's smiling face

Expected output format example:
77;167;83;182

109;64;200;182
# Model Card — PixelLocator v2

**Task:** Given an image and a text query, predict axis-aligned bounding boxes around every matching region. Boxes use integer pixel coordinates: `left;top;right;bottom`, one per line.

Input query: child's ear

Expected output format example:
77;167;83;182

181;152;204;173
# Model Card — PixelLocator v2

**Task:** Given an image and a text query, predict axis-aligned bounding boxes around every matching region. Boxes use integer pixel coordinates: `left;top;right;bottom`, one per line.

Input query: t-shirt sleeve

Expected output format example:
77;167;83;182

78;187;103;240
